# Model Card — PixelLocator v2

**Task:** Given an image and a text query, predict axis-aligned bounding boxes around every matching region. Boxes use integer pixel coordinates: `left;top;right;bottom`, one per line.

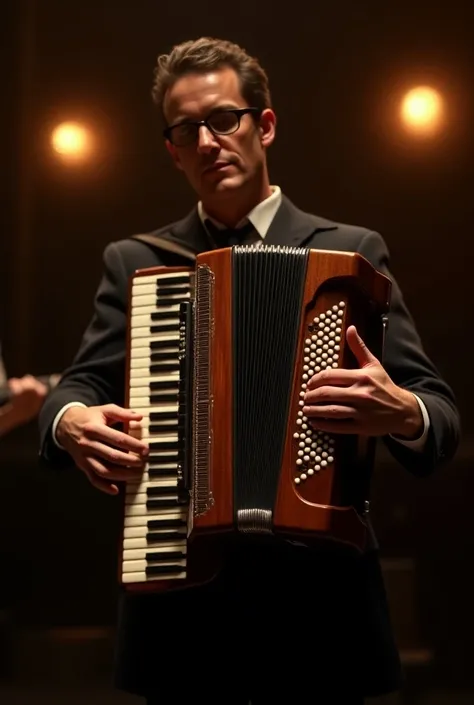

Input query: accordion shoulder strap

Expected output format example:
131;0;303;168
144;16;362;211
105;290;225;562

132;233;197;262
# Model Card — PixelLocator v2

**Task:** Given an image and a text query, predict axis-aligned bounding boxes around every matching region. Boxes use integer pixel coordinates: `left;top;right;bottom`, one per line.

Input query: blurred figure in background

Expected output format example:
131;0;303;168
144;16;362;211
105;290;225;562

0;344;59;437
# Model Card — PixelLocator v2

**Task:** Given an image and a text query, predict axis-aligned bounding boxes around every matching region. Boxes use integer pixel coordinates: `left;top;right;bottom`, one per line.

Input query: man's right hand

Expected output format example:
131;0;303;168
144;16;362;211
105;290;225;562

56;404;149;495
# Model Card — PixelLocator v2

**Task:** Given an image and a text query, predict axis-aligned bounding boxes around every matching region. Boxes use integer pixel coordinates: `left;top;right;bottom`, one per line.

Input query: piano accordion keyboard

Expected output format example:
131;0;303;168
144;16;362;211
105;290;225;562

122;271;192;584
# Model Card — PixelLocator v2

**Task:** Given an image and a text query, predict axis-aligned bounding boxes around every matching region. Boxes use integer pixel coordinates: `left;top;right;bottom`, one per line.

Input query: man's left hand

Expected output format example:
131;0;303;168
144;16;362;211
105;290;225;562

303;325;423;439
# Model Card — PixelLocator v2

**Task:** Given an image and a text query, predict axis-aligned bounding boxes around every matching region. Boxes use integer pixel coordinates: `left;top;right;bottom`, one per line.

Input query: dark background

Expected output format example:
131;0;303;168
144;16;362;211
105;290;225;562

0;1;473;702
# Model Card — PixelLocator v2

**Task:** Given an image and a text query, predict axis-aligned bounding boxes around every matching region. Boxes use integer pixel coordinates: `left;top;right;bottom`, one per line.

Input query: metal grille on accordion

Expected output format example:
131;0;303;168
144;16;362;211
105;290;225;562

120;245;391;593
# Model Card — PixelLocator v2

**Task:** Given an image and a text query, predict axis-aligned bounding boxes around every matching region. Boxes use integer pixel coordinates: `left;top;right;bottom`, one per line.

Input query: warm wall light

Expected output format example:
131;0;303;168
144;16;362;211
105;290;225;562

51;121;93;161
400;86;444;136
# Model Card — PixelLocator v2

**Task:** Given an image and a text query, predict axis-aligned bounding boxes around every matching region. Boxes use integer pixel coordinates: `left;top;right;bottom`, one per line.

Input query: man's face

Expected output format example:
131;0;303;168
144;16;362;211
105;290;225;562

163;67;275;201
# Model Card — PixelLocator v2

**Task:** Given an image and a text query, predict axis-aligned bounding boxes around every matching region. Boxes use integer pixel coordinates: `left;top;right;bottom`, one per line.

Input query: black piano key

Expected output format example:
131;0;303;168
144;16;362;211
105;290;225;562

150;394;178;404
148;468;177;478
146;550;185;562
147;530;186;542
148;453;178;464
150;361;180;372
148;351;179;363
150;311;180;322
150;340;179;351
149;440;179;451
157;275;190;287
149;381;179;391
148;423;178;434
145;564;185;576
147;487;179;497
146;497;187;509
147;518;186;530
150;410;179;421
154;300;184;310
154;287;190;298
150;323;179;333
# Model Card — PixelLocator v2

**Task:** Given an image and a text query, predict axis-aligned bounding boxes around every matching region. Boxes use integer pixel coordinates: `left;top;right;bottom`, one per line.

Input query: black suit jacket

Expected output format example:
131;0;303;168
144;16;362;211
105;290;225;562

38;196;460;698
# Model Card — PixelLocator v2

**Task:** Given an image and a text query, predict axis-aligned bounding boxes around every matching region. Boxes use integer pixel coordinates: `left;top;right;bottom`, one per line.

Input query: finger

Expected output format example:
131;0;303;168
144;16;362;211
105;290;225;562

302;404;358;420
304;418;359;435
84;423;149;456
306;368;356;391
346;325;379;368
80;438;146;467
304;385;355;406
79;459;119;496
86;454;144;481
7;378;22;395
102;404;143;422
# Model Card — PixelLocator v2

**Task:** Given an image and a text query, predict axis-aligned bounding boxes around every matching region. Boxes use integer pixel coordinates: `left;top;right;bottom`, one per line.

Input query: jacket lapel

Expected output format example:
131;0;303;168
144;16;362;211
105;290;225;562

264;195;338;248
133;209;209;262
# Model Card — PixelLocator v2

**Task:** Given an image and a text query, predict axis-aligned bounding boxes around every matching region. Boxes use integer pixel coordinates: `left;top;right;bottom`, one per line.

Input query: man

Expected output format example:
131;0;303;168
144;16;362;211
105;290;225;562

38;38;460;704
0;346;49;438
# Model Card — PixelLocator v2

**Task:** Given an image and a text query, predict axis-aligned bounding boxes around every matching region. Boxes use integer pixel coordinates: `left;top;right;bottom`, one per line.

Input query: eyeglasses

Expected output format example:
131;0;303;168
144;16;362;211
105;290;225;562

163;107;261;147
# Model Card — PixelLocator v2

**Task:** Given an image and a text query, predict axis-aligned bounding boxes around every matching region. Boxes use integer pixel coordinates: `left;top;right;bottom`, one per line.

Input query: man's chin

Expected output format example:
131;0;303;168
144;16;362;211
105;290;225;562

202;172;243;195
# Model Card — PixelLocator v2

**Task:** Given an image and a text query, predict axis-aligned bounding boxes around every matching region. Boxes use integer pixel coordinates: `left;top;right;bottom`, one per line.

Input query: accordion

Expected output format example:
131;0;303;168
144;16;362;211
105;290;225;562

120;245;391;593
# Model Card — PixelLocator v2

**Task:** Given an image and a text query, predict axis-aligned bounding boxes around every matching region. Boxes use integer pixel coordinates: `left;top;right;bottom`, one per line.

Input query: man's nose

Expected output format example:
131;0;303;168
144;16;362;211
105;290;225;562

196;125;219;152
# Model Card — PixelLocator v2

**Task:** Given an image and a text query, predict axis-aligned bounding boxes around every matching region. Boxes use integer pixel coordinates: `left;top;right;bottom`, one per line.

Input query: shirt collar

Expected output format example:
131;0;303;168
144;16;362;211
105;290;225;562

198;185;282;240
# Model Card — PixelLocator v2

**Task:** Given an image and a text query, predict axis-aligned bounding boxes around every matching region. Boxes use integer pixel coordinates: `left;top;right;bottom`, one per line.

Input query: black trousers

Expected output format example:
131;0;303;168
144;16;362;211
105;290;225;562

116;542;402;701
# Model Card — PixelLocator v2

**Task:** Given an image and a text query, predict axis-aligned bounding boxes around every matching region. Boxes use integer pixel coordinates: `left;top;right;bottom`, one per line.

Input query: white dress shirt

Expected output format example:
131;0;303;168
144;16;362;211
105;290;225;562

198;184;282;239
52;185;430;451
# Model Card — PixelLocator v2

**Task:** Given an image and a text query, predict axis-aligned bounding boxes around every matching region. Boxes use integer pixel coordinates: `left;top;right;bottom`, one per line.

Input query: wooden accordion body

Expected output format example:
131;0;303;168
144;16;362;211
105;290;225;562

120;245;391;593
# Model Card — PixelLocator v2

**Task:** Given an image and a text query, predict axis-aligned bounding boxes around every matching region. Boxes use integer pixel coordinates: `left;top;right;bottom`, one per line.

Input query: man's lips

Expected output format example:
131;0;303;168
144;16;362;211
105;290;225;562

203;161;234;173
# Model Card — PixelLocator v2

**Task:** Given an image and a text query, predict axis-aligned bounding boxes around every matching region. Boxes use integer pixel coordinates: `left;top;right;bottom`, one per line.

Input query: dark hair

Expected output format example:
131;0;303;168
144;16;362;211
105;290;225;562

151;37;272;122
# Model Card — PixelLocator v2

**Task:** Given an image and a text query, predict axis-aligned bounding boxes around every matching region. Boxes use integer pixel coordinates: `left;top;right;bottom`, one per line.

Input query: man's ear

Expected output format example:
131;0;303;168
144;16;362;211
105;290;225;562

259;108;277;148
165;140;183;171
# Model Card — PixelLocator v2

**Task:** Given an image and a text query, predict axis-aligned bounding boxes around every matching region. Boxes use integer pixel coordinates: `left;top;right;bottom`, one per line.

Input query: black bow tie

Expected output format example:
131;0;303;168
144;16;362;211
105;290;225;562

205;219;256;248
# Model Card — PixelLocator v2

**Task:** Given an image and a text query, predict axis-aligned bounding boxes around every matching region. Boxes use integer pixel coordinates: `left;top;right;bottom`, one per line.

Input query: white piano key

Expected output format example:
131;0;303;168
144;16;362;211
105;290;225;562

130;303;182;317
124;523;187;540
132;282;191;298
131;313;180;329
130;348;179;365
131;334;179;350
129;393;178;405
123;534;187;550
128;432;179;445
128;420;179;434
126;479;178;494
131;301;181;312
123;543;186;562
130;418;179;431
124;406;179;419
128;421;178;434
126;469;178;484
125;492;182;506
129;394;179;405
128;439;179;449
124;509;188;528
131;292;191;308
132;271;191;286
127;432;178;444
122;559;186;575
124;502;188;517
131;326;180;340
131;293;163;307
132;275;191;291
127;395;159;408
129;372;180;384
122;570;186;583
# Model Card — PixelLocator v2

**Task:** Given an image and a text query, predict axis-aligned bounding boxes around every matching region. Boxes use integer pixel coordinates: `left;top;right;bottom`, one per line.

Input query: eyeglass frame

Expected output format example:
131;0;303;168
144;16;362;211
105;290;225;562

163;107;262;146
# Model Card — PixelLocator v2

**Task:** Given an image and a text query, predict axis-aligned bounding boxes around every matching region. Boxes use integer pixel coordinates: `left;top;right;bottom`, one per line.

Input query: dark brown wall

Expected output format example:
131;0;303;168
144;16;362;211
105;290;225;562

0;0;473;689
